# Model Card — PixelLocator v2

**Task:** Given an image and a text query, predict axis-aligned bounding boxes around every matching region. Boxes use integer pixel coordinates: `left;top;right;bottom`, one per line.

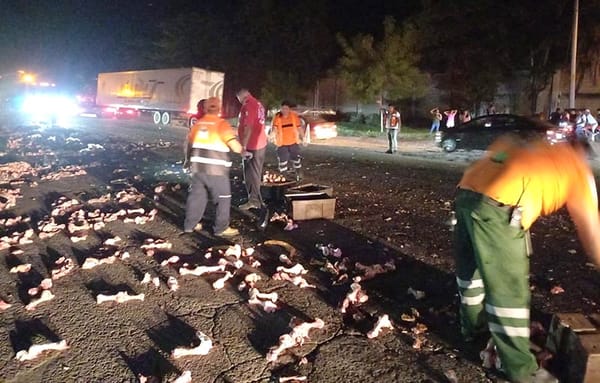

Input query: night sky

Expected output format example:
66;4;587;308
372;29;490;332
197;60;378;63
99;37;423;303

0;0;420;91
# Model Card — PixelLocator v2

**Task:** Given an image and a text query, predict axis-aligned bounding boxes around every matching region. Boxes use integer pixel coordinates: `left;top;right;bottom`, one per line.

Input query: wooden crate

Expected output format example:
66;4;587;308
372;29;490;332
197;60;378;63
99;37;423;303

547;313;600;383
287;196;336;220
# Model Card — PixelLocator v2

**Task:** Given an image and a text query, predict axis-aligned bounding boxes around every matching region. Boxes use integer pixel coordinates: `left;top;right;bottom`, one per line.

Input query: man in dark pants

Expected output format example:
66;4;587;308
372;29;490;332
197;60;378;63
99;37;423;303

453;135;600;383
183;97;242;237
270;100;306;181
236;89;267;210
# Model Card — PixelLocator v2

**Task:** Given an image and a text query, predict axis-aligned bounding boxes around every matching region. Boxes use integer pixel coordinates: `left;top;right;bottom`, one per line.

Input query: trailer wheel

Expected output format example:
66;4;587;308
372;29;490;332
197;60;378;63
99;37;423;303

153;111;161;124
161;112;170;125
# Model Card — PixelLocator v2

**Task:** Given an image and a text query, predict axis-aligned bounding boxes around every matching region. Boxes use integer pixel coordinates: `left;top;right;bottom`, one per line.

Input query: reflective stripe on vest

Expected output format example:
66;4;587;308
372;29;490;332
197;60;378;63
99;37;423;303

189;118;232;170
189;156;232;167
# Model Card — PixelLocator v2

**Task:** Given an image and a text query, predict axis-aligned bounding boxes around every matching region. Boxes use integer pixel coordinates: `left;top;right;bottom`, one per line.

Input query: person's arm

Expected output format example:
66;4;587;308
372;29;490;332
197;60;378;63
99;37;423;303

228;138;243;154
567;165;600;266
270;115;280;144
241;126;252;149
220;121;242;154
240;102;257;149
237;104;251;149
569;204;600;267
183;128;194;167
294;113;305;142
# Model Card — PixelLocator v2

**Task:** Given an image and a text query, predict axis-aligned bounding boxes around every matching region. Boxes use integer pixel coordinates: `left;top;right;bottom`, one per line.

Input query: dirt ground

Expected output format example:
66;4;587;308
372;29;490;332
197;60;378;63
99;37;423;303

0;118;596;383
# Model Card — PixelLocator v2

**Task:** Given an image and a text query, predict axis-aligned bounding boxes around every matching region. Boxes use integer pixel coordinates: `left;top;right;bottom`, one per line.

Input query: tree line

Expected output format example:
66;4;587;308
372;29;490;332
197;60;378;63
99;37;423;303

140;0;600;114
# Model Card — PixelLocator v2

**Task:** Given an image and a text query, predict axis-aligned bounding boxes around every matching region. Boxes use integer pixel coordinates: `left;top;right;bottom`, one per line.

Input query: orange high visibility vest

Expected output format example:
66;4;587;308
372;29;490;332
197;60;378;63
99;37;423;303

272;111;302;146
188;114;237;175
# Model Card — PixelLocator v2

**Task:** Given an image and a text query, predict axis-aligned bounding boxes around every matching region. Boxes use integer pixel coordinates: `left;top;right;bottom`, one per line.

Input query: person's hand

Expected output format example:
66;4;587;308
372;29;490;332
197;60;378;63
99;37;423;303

242;151;253;160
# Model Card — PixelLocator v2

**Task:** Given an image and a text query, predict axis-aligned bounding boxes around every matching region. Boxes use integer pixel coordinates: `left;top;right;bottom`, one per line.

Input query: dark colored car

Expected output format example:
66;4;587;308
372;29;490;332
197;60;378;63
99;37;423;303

436;114;569;152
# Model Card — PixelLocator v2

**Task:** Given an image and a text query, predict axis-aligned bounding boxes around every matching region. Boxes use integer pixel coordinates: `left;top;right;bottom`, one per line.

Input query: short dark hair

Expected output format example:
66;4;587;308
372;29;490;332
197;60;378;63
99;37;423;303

281;100;293;107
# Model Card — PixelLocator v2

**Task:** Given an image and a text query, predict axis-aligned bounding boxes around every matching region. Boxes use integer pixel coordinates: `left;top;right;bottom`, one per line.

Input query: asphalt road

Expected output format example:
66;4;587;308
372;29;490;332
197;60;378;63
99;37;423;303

0;116;585;383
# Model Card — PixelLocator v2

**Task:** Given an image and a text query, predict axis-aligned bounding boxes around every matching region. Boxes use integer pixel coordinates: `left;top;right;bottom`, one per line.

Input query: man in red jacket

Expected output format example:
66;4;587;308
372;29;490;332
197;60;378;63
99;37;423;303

236;89;267;210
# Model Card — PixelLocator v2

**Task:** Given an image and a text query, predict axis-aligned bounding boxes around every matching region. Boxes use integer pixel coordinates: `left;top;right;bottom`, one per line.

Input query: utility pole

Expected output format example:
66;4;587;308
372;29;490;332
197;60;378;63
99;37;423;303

569;0;579;108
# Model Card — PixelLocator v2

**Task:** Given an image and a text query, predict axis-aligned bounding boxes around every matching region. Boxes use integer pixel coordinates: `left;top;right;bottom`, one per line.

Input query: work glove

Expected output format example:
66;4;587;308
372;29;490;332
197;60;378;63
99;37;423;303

242;151;253;160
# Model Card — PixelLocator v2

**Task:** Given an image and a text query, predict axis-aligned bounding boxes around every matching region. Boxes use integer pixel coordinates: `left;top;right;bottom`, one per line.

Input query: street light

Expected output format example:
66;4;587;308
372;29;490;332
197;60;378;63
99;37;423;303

20;73;36;84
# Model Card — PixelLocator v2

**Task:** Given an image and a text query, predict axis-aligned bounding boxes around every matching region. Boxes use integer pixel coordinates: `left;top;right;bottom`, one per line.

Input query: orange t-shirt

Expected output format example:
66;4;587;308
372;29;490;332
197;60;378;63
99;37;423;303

272;111;302;147
459;137;598;230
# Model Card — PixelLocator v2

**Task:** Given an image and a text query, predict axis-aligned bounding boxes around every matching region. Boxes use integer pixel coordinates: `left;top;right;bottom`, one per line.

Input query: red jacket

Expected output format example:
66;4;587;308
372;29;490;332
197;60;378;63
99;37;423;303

238;95;267;150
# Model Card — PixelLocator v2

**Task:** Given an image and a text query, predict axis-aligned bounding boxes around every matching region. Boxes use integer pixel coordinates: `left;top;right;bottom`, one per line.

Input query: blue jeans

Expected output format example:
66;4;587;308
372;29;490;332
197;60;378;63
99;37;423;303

430;120;440;133
387;128;398;152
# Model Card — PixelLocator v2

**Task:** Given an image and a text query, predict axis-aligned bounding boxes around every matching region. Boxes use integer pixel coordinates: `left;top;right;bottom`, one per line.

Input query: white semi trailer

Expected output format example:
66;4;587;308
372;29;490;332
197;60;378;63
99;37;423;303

96;67;224;125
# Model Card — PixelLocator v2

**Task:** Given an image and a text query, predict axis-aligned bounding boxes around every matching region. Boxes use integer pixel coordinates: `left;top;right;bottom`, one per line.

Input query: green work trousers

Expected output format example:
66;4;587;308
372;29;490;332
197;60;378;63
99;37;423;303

453;189;538;382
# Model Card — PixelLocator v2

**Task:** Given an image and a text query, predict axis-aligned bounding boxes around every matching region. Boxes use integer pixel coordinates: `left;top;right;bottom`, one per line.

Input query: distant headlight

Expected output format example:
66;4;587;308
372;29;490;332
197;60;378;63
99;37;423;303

313;124;337;139
546;130;564;140
21;94;80;117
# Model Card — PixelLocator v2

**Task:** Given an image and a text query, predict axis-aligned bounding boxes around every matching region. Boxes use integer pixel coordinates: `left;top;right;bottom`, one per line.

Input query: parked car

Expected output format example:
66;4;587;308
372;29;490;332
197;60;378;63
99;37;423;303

436;114;570;152
298;109;338;142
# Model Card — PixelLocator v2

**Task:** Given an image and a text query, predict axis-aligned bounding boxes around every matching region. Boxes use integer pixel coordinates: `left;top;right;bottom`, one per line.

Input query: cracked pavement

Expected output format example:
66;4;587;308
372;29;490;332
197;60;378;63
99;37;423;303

0;116;575;382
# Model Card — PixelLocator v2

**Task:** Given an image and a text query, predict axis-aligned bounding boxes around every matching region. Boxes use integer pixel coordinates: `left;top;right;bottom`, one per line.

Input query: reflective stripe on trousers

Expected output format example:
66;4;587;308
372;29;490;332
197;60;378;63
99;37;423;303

453;188;537;381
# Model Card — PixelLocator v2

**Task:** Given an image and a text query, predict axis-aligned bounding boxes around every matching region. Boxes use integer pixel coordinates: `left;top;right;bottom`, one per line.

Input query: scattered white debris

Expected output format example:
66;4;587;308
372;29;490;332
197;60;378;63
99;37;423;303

212;271;234;290
407;287;426;300
367;314;394;339
15;340;69;361
341;283;369;313
267;318;325;362
172;332;212;359
96;291;145;304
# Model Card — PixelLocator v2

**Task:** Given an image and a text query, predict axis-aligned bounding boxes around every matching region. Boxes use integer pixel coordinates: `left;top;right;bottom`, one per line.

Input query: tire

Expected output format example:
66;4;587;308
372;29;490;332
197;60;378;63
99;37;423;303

442;138;457;152
152;111;161;124
161;112;170;125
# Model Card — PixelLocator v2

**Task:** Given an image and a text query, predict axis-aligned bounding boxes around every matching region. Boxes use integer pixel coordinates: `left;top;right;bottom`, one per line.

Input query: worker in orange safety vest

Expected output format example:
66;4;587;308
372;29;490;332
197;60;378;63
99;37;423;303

270;100;306;181
453;135;600;383
183;97;242;237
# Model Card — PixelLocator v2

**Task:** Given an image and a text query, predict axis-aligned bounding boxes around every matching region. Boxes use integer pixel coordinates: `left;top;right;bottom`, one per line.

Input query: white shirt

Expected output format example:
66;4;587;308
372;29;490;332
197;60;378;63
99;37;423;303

386;111;401;129
578;113;599;130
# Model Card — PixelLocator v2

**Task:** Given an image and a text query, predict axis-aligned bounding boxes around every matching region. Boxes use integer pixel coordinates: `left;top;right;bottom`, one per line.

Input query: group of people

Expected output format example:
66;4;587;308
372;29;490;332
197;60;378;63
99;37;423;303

182;91;600;383
182;90;305;237
549;107;599;141
380;104;476;153
429;107;472;133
